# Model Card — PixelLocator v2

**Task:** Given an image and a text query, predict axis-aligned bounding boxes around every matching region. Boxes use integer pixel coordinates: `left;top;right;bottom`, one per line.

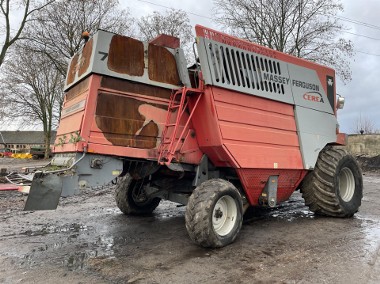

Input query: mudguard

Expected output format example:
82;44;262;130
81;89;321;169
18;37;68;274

24;173;62;210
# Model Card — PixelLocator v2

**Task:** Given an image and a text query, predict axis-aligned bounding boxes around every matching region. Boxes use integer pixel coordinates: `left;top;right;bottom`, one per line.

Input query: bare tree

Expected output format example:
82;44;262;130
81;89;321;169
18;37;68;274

23;0;135;75
1;46;64;158
137;9;194;61
213;0;354;82
0;0;55;68
138;9;193;42
354;116;379;135
0;0;136;150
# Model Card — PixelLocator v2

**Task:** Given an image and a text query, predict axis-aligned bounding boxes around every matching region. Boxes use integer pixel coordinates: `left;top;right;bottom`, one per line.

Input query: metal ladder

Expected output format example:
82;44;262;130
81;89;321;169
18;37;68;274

158;87;203;165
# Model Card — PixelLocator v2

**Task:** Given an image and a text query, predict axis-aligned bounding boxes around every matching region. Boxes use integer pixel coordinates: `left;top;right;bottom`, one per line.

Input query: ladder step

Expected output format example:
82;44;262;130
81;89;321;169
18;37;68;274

161;140;178;145
158;87;201;165
162;138;179;142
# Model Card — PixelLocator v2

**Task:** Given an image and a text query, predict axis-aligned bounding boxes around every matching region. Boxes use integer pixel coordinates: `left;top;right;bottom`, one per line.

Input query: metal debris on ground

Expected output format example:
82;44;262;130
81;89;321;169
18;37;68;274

5;172;34;186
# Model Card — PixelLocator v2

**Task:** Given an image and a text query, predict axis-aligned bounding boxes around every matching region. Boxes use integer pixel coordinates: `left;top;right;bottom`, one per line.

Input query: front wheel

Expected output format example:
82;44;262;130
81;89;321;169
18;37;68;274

115;175;161;215
301;146;363;217
185;179;243;248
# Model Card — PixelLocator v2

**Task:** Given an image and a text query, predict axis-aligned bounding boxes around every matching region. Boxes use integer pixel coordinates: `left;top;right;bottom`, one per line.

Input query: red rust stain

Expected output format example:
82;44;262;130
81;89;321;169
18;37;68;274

108;35;144;76
149;34;180;49
101;77;171;99
65;77;90;101
148;43;180;85
78;38;93;77
135;121;159;148
66;54;79;85
95;93;166;149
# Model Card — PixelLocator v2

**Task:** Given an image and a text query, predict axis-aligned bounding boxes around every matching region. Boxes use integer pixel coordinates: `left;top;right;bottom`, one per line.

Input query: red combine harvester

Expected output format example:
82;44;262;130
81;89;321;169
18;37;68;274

25;26;363;248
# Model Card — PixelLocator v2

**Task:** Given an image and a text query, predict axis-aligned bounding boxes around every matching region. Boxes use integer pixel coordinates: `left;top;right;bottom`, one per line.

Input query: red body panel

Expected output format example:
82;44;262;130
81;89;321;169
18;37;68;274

237;169;307;204
189;85;306;205
190;87;302;166
190;86;304;169
54;74;202;164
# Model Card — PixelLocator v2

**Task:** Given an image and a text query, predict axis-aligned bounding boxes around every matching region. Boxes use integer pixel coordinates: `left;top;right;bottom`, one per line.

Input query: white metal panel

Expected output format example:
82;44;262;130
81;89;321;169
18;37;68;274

295;106;338;169
287;63;334;114
197;37;295;105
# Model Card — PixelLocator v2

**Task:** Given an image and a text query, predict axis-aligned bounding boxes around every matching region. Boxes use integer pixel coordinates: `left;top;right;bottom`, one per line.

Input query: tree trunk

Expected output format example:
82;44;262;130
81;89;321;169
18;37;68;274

44;131;51;159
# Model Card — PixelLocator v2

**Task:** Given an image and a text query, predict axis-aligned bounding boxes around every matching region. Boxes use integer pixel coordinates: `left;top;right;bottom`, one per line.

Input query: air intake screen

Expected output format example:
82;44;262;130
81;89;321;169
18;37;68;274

208;42;285;95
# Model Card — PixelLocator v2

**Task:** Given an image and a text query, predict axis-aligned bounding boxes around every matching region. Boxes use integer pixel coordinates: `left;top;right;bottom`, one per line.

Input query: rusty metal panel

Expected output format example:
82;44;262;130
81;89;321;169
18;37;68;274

108;35;144;76
65;77;90;101
100;77;171;99
78;38;93;77
64;30;186;91
148;44;180;85
66;53;79;86
149;34;180;49
95;93;167;149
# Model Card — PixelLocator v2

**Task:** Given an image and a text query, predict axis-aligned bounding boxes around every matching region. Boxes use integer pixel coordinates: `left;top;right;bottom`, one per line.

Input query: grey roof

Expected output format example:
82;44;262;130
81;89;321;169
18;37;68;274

0;131;56;145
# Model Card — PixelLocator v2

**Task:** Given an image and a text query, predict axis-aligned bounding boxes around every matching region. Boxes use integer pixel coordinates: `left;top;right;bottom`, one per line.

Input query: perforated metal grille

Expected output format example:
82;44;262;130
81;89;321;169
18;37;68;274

207;42;285;95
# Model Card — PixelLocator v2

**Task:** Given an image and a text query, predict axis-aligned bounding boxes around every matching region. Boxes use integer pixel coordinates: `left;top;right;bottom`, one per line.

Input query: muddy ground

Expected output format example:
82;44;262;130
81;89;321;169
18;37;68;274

0;158;380;283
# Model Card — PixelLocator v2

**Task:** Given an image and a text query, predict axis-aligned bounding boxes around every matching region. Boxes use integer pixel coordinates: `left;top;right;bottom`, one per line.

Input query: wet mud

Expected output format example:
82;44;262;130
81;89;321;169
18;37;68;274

0;172;380;283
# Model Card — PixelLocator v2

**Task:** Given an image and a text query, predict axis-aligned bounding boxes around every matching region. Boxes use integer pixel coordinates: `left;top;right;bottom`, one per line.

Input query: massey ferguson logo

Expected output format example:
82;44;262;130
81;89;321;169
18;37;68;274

303;92;324;103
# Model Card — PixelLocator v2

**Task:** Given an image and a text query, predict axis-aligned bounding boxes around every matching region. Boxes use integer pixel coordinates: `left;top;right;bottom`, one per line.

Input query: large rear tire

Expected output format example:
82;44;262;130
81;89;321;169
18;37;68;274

185;179;243;248
115;175;161;215
301;146;363;217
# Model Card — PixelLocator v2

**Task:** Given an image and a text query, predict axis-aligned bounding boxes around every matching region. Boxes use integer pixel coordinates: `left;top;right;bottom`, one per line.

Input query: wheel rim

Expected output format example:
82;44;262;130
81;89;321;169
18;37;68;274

339;167;355;202
212;195;238;236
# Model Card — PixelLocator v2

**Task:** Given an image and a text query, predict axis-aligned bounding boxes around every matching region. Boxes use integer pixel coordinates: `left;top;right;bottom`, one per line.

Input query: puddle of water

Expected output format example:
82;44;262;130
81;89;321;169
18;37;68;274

21;223;90;237
19;223;96;269
65;251;89;271
245;193;315;222
21;234;117;271
269;208;314;221
355;215;380;265
63;235;116;271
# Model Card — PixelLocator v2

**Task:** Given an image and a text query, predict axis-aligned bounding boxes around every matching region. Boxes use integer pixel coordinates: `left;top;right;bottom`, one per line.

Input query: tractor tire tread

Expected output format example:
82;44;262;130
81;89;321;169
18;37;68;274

301;146;362;217
115;175;160;215
185;179;242;248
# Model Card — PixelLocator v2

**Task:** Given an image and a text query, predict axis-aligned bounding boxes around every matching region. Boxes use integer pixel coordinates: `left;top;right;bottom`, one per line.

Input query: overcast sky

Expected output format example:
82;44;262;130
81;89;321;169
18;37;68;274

120;0;380;134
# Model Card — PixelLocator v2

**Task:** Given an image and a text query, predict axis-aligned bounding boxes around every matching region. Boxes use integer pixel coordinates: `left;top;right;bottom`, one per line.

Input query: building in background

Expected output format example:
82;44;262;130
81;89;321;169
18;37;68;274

0;131;56;152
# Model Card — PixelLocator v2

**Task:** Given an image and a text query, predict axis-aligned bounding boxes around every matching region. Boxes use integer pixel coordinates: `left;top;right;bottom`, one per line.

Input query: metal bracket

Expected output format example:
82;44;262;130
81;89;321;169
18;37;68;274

193;155;209;187
259;175;278;207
